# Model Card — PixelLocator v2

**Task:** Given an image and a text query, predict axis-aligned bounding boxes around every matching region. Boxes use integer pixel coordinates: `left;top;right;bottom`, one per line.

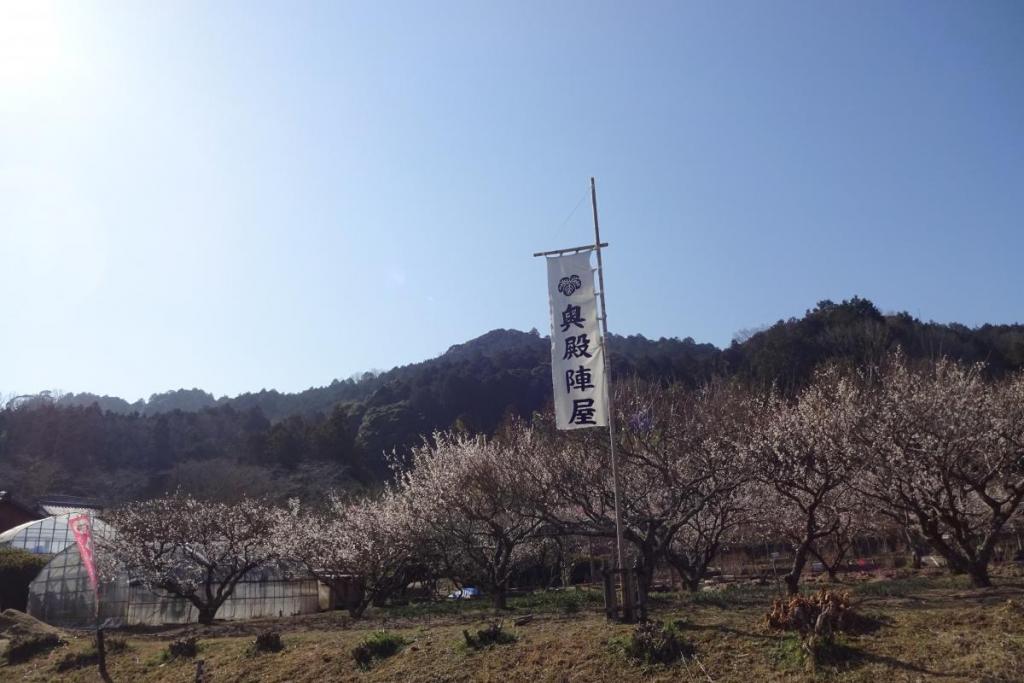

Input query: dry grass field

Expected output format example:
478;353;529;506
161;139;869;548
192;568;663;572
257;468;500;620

4;573;1024;682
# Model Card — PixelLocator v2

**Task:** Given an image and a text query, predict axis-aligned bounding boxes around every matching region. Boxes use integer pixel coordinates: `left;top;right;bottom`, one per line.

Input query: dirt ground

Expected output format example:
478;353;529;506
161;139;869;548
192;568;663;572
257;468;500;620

3;573;1023;682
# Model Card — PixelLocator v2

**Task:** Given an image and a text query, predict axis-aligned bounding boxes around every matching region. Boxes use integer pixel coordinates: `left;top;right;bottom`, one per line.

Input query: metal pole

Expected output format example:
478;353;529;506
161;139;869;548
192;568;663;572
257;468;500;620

589;177;629;615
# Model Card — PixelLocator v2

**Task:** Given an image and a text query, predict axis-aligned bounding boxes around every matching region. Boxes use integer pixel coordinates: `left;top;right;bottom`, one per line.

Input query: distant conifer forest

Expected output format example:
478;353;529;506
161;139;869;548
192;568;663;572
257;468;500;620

2;297;1021;504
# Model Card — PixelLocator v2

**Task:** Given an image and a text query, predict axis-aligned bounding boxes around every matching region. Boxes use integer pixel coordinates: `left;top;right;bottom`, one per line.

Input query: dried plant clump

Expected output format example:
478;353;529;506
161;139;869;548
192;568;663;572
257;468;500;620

462;620;517;650
166;636;199;660
765;588;852;637
351;630;408;669
766;589;862;669
251;629;284;653
623;620;695;666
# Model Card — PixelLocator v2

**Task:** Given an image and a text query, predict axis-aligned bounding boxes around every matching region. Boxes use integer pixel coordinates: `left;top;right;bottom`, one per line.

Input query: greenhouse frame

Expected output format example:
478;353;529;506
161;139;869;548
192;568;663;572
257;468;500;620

2;513;320;628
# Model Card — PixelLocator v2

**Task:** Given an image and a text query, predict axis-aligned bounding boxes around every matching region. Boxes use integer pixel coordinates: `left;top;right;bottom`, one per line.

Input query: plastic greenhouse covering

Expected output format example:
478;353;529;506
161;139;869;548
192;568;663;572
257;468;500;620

5;514;320;628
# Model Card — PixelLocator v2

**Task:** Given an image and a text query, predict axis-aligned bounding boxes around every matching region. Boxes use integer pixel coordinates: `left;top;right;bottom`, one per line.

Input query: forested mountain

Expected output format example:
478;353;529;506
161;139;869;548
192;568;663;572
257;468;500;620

53;329;718;422
3;298;1022;506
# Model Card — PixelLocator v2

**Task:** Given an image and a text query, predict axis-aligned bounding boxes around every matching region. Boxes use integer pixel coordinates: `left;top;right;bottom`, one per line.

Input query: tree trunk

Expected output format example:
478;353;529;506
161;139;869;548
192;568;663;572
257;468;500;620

665;556;702;592
197;605;218;625
636;544;657;594
561;561;572;590
967;562;992;588
808;545;839;582
492;586;507;610
785;548;809;596
915;521;995;587
349;596;371;618
903;526;928;569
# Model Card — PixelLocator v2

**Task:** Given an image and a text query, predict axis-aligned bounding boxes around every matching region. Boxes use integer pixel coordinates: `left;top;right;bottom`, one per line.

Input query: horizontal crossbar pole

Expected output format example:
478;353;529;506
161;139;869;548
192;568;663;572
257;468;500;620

532;242;608;257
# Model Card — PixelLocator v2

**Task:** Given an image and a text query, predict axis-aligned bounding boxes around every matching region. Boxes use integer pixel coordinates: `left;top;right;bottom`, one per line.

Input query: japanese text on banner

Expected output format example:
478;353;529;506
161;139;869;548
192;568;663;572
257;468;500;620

546;251;607;430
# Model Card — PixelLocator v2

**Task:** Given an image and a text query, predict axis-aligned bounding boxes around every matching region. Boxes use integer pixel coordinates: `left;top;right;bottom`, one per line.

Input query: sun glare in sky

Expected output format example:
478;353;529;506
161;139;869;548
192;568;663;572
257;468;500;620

1;1;108;330
0;2;1021;399
0;0;64;91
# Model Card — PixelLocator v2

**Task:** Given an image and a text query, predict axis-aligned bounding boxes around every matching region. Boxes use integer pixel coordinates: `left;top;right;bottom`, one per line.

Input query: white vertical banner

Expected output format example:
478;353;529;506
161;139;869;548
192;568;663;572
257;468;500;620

547;250;607;430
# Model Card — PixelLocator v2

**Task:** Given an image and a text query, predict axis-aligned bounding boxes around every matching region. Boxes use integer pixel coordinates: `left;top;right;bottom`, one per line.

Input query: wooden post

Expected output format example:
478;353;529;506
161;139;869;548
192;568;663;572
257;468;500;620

620;568;636;623
635;571;648;622
533;179;631;621
96;627;112;683
602;566;618;620
588;537;597;585
590;177;632;622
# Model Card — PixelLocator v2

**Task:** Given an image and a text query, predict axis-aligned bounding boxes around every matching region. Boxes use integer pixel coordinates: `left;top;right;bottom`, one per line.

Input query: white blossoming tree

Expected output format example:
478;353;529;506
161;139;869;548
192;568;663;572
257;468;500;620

665;481;757;592
397;426;544;609
856;355;1024;587
275;492;423;617
527;381;758;592
101;493;280;624
750;368;866;595
648;382;759;592
803;494;884;581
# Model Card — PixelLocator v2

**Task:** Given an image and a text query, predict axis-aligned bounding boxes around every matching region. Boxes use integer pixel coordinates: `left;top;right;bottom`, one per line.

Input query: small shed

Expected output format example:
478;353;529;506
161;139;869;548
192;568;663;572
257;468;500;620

0;491;44;534
317;573;365;612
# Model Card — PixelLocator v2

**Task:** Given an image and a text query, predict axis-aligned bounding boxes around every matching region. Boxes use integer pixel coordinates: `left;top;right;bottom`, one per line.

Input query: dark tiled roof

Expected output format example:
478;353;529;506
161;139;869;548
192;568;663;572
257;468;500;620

0;490;43;516
36;494;103;512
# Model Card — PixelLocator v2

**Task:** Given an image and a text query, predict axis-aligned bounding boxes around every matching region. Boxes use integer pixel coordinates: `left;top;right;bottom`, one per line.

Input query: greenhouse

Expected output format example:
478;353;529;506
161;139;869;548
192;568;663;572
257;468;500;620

4;514;320;628
0;512;113;556
26;543;321;628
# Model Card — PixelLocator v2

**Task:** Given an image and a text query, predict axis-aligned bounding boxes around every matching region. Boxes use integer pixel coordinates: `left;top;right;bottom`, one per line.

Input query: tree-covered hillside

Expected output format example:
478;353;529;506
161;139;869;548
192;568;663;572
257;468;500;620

3;298;1021;505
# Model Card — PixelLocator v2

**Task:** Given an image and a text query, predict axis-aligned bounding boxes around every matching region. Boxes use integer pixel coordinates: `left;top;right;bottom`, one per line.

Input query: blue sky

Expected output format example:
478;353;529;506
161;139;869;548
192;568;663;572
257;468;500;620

2;0;1021;400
